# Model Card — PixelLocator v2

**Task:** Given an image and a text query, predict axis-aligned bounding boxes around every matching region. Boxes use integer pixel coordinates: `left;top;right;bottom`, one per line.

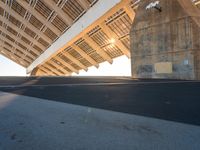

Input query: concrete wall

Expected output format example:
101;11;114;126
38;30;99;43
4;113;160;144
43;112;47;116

130;0;200;79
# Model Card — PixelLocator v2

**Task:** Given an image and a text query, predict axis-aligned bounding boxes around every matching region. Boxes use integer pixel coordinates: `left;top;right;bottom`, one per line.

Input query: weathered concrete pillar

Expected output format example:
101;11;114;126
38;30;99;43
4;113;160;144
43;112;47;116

130;0;200;79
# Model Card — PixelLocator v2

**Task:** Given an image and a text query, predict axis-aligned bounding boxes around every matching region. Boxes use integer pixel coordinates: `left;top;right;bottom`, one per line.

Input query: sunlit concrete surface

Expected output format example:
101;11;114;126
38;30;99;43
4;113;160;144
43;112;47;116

0;91;200;150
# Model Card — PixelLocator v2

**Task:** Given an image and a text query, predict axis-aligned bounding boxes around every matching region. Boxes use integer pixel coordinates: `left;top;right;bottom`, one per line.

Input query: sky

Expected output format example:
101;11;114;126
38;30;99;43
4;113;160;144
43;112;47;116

0;55;131;76
0;55;27;76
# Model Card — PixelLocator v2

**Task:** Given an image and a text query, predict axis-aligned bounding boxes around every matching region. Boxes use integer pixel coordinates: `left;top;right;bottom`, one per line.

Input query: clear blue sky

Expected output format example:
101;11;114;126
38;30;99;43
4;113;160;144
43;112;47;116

0;55;131;76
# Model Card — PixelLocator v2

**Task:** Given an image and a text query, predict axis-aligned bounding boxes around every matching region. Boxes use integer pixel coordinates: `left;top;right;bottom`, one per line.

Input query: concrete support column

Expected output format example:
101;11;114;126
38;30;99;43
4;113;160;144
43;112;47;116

130;0;200;79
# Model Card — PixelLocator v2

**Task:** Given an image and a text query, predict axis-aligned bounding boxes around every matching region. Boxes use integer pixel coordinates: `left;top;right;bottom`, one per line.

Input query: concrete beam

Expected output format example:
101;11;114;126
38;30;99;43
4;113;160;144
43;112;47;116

38;69;47;75
123;5;135;21
83;35;113;64
0;42;32;63
77;0;90;10
71;44;99;68
99;22;130;58
0;15;46;50
0;50;26;66
0;46;29;66
40;66;56;76
27;0;121;73
44;63;63;76
16;0;61;36
49;59;71;75
0;26;40;56
195;1;200;5
0;1;52;43
0;35;35;60
42;0;73;26
53;56;79;74
61;52;88;71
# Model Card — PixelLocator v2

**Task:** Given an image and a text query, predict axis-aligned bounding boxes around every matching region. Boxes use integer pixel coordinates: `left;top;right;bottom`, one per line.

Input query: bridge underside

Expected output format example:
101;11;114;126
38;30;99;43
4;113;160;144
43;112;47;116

0;0;136;76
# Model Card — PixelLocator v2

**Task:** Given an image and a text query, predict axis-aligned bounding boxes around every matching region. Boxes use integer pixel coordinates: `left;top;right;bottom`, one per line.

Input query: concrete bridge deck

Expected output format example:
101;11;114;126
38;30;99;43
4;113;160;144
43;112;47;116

0;77;200;150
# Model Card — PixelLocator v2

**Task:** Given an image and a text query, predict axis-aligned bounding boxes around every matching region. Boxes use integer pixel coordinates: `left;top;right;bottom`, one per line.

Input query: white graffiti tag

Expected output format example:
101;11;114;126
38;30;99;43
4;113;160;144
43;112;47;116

146;1;160;10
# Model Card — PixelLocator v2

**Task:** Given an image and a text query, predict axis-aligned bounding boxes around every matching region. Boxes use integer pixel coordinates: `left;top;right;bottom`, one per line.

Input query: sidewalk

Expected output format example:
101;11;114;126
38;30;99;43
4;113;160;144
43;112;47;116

0;91;200;150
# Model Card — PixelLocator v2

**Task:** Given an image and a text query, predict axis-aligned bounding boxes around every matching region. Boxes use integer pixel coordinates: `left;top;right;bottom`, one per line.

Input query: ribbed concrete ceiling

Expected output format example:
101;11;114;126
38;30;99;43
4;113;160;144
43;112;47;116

0;0;98;68
0;0;200;76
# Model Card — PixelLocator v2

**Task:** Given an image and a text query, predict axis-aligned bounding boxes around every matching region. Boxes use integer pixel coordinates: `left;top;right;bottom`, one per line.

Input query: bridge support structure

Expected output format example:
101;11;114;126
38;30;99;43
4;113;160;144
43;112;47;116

131;0;200;79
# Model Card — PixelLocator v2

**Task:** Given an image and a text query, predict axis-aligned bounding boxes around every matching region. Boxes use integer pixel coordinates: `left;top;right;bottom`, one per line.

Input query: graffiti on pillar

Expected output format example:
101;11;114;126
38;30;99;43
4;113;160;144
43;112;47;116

146;1;162;12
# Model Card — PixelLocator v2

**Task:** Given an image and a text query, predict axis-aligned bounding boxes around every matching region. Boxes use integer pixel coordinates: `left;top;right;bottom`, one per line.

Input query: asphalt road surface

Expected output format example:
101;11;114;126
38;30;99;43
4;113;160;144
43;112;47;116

0;76;200;126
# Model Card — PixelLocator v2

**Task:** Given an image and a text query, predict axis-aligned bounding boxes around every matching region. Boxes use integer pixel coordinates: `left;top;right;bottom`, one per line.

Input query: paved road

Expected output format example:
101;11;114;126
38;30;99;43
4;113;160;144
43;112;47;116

0;77;200;126
0;76;188;85
0;77;200;150
1;91;200;150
